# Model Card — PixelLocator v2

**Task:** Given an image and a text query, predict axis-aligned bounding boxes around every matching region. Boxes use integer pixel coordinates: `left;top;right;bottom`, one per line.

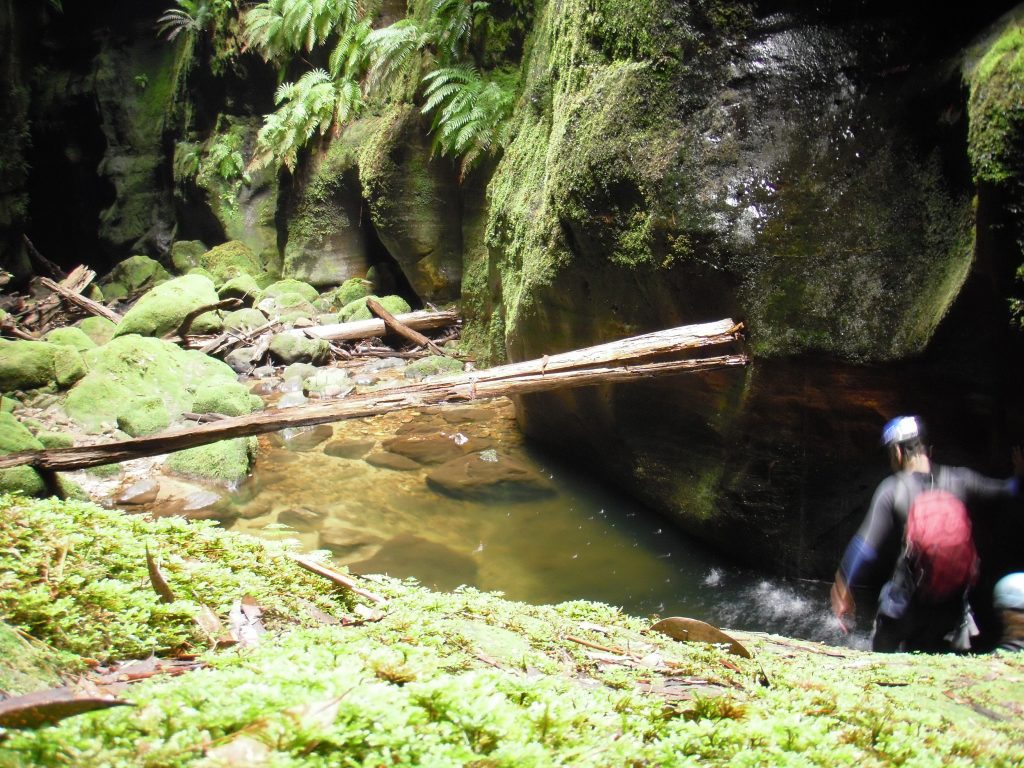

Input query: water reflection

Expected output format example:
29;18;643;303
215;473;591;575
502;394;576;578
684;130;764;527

229;397;871;649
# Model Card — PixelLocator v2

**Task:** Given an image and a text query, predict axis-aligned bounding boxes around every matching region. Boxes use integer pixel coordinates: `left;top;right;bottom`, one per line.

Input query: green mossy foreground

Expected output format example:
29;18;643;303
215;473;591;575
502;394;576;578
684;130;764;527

1;494;1023;767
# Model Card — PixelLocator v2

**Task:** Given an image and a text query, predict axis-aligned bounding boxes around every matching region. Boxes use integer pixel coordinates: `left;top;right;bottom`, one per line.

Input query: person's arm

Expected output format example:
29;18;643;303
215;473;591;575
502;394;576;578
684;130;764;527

831;477;899;626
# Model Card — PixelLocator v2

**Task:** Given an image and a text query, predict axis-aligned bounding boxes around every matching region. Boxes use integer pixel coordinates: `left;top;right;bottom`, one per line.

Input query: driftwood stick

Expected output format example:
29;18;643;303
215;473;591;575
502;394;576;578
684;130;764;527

38;276;121;324
288;554;388;604
366;298;445;356
0;320;746;472
22;235;66;280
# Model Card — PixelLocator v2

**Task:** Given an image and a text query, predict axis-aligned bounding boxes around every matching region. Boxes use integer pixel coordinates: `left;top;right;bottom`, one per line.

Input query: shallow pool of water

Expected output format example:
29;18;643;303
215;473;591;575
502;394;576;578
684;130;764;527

225;392;871;648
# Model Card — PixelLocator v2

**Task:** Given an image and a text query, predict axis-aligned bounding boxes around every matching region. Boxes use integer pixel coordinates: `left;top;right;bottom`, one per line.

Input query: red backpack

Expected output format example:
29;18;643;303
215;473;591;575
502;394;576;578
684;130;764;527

903;478;978;602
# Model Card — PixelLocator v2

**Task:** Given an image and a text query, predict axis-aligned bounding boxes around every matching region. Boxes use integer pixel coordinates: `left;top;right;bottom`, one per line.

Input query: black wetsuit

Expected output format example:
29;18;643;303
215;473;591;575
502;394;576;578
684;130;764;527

840;466;1018;653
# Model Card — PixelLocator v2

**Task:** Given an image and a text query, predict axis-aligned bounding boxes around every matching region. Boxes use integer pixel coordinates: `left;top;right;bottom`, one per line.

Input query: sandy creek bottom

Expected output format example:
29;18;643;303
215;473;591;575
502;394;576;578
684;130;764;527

189;386;872;650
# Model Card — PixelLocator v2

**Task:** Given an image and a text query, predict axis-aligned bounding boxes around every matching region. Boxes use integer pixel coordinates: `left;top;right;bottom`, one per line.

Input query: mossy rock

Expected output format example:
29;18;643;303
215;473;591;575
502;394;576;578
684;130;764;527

262;279;320;304
0;396;16;413
191;310;225;334
170;240;208;273
114;274;220;339
100;255;172;300
191;382;263;417
42;326;97;353
197;241;263;284
223;308;269;333
0;412;46;496
268;332;331;365
116;395;171;437
63;335;238;434
404;355;465;380
338;294;412;323
0;340;86;393
218;274;263;305
317;277;373;312
78;316;117;346
257;292;317;325
164;437;258;485
0;621;71;697
36;431;75;449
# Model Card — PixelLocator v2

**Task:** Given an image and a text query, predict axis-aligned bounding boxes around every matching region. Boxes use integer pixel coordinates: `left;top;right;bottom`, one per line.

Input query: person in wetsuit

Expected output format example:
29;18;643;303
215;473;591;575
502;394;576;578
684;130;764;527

830;415;1022;653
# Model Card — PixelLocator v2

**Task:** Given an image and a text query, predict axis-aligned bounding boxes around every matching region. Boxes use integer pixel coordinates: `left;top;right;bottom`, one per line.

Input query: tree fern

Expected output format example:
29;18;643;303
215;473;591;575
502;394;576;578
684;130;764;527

364;19;432;96
431;0;489;61
329;18;373;79
158;0;211;41
421;65;515;178
250;69;364;172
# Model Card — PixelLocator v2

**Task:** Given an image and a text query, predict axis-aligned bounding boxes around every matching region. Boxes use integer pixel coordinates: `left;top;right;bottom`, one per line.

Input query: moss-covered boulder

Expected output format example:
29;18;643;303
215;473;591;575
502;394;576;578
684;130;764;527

223;307;269;333
404;355;464;380
77;317;118;347
0;412;45;496
42;326;97;353
63;334;239;434
116;395;170;437
194;241;263;285
164;437;258;486
338;294;412;323
170;240;208;273
99;254;172;301
191;382;263;417
0;340;86;393
218;273;263;305
113;274;219;338
258;292;317;325
268;331;331;365
262;279;320;304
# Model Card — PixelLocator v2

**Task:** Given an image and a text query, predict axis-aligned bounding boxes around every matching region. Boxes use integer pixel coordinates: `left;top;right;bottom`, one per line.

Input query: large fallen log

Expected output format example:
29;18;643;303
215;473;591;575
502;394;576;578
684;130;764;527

0;319;747;473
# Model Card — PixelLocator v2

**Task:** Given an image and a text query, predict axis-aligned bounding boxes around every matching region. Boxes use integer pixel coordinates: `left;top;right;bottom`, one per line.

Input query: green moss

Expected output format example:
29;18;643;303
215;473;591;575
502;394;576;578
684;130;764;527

78;316;118;346
42;326;97;353
0;494;354;663
36;432;74;449
196;240;263;284
116;395;171;437
170;240;209;273
338;294;413;322
190;382;263;417
0;340;51;392
218;273;262;304
114;274;221;339
101;255;172;297
164;437;258;485
262;278;320;303
0;413;45;496
267;332;331;365
64;335;237;433
1;493;1022;766
51;345;87;389
223;307;269;333
967;23;1024;185
404;355;465;379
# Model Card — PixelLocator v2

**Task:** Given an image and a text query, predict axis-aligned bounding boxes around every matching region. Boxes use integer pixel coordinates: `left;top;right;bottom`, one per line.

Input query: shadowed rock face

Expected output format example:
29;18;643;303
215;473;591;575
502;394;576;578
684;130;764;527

479;2;1024;576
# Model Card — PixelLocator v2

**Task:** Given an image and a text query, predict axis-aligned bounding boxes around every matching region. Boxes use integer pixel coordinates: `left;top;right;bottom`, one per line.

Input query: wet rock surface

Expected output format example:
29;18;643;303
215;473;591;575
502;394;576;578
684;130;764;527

425;451;557;502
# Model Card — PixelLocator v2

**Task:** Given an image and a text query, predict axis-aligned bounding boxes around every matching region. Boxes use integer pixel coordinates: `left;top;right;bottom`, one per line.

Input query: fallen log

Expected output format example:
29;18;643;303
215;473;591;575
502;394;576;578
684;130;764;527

0;319;747;472
304;308;458;342
366;298;446;356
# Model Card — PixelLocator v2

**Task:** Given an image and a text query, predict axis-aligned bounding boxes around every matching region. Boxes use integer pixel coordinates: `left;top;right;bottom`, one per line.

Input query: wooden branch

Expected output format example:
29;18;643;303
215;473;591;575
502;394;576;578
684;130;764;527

0;320;747;473
22;235;66;280
366;298;445;355
288;554;388;604
304;309;458;342
38;276;122;325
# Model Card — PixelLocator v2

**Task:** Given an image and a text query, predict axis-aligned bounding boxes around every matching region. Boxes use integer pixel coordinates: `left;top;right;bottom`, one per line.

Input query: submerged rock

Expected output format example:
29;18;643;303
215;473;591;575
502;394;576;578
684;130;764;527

425;451;556;502
323;439;376;460
364;451;421;471
346;533;478;591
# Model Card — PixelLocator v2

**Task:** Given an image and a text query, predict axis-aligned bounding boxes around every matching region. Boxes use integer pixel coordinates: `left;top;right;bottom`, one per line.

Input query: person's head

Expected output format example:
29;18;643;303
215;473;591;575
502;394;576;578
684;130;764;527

994;573;1024;643
881;415;927;470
